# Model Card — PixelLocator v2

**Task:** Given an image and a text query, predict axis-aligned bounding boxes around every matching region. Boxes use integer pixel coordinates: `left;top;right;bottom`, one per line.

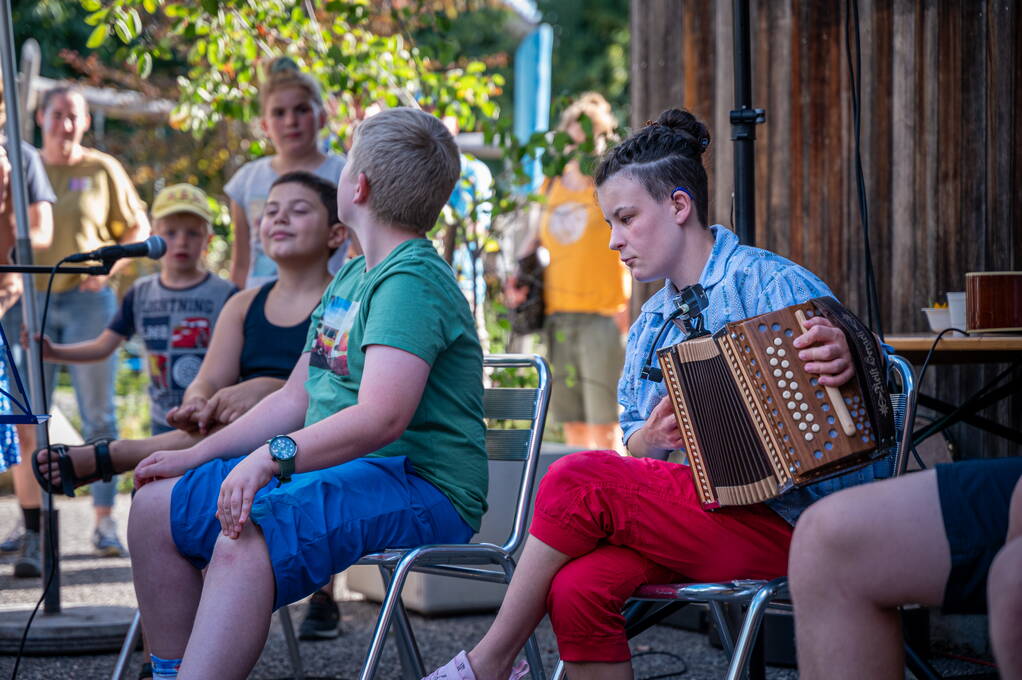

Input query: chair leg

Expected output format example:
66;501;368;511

278;605;306;680
110;609;142;680
709;601;737;661
359;558;421;680
390;594;426;679
724;583;781;680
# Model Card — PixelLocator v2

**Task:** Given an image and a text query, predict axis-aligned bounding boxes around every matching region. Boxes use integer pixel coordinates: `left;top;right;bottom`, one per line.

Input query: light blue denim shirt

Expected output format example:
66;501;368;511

618;225;893;525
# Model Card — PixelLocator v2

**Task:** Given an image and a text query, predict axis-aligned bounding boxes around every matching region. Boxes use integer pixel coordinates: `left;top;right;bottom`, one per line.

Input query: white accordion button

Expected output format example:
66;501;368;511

766;347;775;355
773;369;782;377
795;392;803;400
777;349;786;357
812;424;821;432
785;370;794;379
798;422;808;430
781;360;790;368
800;403;809;411
805;413;814;422
787;401;796;410
793;412;802;420
774;338;783;346
770;358;778;366
783;391;791;399
805;433;814;441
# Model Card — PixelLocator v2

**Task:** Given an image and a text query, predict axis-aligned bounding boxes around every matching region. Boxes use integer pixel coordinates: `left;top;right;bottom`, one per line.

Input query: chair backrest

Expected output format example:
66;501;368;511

481;354;551;555
886;353;918;478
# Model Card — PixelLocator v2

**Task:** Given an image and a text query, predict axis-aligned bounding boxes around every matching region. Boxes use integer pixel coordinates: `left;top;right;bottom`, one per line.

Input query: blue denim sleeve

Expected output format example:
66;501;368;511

618;319;646;447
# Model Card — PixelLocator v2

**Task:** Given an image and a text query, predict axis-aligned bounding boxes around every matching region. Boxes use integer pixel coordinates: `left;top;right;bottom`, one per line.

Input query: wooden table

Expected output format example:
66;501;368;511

886;333;1022;364
885;333;1022;446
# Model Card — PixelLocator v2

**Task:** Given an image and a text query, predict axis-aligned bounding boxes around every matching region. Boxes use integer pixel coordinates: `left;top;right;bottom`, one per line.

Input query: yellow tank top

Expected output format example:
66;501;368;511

539;177;631;316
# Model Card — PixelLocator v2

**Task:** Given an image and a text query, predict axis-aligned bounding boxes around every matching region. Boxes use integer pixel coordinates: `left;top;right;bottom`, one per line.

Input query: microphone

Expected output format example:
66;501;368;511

66;235;167;263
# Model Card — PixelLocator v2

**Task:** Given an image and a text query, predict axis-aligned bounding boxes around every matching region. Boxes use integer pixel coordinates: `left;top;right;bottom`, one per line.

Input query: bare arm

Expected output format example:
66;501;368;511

135;352;312;485
165;289;252;430
214;344;432;537
28;201;53;250
228;200;251;289
38;329;124;363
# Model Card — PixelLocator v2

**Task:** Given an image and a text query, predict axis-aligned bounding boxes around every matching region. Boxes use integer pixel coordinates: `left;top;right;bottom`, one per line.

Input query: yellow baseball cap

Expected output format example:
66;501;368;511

151;183;213;222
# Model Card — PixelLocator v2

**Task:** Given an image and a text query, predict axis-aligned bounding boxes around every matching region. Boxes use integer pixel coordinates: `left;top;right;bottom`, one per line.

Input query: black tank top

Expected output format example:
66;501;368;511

239;281;312;381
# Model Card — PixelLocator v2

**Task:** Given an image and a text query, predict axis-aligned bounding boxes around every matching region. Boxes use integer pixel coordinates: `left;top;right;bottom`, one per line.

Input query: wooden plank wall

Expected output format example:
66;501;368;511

630;0;1021;458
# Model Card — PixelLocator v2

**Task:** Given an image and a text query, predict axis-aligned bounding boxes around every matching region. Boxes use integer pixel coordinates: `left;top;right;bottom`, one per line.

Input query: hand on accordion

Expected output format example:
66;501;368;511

643;396;686;452
792;315;854;387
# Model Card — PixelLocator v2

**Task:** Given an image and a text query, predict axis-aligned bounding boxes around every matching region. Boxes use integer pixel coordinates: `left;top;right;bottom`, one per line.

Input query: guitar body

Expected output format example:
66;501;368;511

966;272;1022;332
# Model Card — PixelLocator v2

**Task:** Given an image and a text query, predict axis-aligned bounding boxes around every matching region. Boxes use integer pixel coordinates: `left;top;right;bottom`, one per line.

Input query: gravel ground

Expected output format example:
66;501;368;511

0;494;992;679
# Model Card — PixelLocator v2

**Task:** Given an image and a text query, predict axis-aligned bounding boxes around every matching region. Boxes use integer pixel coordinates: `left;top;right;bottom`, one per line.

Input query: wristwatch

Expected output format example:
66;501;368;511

266;435;298;483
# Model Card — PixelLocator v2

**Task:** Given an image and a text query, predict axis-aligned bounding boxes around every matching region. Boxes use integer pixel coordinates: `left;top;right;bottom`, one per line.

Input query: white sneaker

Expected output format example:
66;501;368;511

92;517;127;558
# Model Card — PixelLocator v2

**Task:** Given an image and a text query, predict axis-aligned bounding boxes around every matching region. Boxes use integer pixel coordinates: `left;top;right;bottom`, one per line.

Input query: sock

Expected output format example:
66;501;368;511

150;655;182;679
22;507;40;534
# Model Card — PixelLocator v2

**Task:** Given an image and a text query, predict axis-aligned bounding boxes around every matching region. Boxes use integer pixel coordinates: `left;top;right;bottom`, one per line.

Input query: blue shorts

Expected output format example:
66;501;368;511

170;454;473;610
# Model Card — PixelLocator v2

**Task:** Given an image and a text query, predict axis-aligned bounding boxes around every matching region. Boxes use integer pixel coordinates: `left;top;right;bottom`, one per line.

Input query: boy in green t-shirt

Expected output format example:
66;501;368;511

126;108;486;679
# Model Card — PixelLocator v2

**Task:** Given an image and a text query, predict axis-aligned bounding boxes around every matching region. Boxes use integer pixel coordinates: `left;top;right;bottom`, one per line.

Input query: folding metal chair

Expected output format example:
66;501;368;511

549;353;917;680
275;353;551;680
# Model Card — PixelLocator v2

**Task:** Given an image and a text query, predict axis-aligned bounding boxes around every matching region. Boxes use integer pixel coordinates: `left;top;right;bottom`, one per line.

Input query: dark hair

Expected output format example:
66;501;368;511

269;171;339;227
594;109;711;226
39;86;88;116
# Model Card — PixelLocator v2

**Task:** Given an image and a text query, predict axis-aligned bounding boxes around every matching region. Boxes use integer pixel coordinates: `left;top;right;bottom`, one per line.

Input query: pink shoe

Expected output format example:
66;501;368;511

421;651;530;680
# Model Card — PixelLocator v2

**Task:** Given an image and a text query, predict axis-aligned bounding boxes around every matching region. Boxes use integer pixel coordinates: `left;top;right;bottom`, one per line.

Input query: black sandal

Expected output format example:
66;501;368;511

31;438;116;498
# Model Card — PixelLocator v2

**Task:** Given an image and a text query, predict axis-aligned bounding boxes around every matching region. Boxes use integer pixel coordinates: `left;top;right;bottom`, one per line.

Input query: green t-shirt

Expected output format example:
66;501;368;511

303;238;488;531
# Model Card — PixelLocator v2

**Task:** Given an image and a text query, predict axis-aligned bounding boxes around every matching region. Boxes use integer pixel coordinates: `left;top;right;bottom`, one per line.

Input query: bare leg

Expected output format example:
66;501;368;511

790;470;950;680
12;425;40;509
988;479;1022;680
128;478;203;658
179;521;275;679
465;537;571;680
562;423;624;454
35;428;208;490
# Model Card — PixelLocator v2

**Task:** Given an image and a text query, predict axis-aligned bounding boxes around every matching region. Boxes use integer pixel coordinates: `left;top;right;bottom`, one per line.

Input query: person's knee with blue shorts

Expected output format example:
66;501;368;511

127;108;487;680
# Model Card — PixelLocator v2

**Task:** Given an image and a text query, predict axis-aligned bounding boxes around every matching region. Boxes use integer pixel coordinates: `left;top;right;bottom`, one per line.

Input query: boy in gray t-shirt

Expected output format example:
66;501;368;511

38;184;236;433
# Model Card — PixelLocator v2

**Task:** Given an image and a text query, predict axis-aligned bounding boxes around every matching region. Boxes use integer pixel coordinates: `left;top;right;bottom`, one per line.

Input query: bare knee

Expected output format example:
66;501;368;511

208;521;267;570
789;492;872;598
988;538;1022;626
128;478;177;555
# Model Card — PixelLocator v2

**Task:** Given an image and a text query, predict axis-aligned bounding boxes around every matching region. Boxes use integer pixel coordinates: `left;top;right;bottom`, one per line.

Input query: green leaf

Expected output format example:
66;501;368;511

200;0;219;15
84;8;108;26
80;0;102;12
129;9;143;37
86;24;109;49
114;19;132;44
138;52;153;79
142;0;158;13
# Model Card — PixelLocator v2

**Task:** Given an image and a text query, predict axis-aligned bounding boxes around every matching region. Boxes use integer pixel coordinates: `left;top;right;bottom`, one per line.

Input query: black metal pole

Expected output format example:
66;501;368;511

730;0;765;247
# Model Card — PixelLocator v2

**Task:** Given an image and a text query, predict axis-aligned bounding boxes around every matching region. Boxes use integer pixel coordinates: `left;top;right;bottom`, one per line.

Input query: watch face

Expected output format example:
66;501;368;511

269;436;297;461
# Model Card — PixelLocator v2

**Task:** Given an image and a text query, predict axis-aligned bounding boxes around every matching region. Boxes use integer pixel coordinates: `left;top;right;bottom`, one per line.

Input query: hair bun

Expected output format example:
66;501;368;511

655;109;711;155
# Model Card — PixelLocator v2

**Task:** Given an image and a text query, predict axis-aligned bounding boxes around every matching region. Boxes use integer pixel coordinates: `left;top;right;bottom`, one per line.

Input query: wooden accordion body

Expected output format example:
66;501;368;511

657;298;895;510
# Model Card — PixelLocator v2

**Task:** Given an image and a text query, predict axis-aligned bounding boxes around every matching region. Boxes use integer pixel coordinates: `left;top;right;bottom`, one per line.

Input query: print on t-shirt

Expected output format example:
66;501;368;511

548;202;588;245
310;295;359;376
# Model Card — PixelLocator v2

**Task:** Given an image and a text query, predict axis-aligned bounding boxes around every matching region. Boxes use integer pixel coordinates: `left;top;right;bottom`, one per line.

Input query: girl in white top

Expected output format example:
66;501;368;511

226;57;346;289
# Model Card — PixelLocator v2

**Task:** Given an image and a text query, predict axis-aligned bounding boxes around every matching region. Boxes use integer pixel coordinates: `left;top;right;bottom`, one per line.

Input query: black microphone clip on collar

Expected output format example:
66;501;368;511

639;283;709;383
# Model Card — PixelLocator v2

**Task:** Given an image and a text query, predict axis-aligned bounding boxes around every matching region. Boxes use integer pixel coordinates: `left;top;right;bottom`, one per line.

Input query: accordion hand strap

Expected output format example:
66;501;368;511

811;297;897;451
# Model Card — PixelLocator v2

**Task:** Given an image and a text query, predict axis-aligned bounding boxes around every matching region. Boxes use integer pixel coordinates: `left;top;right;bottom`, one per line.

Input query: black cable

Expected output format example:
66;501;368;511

633;649;689;679
10;256;72;680
845;0;884;340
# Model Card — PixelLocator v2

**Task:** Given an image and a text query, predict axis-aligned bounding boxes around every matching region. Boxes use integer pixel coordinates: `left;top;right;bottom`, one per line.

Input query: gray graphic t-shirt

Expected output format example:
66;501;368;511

224;153;346;289
109;273;237;428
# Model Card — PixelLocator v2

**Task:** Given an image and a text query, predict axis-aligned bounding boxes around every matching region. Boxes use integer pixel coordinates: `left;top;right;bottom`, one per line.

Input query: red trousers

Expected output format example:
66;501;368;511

529;451;793;663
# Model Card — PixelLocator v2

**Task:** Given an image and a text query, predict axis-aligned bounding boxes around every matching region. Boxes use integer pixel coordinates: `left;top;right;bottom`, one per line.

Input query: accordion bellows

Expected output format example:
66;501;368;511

657;298;894;510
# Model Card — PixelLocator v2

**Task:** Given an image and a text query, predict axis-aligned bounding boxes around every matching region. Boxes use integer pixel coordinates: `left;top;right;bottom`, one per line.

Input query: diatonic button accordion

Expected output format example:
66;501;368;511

657;297;895;510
